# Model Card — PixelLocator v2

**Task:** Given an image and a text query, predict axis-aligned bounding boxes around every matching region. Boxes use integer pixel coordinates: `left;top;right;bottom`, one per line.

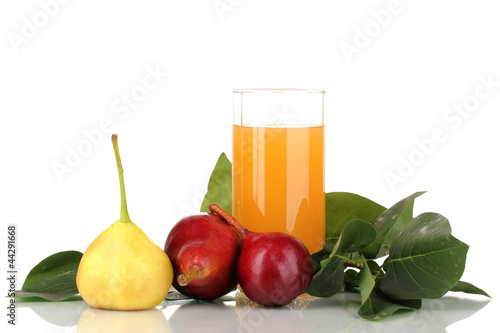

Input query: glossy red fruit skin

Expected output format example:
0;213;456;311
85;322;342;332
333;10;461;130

237;232;314;306
164;213;241;301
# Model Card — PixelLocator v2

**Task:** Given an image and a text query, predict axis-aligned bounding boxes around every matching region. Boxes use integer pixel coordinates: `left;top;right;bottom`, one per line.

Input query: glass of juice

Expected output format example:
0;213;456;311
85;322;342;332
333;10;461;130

232;88;325;254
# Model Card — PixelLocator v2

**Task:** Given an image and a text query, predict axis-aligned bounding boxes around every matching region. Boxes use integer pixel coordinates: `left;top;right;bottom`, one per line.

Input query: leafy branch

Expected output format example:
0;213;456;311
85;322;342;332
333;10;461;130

308;191;490;319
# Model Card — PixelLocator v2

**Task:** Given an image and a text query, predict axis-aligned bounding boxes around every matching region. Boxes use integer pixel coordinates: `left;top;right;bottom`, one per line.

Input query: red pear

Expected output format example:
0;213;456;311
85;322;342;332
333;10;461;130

209;204;313;306
164;213;241;301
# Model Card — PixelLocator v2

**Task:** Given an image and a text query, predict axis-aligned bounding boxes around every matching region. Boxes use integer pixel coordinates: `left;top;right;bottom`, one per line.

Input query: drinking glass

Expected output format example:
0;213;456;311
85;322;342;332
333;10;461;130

232;88;325;254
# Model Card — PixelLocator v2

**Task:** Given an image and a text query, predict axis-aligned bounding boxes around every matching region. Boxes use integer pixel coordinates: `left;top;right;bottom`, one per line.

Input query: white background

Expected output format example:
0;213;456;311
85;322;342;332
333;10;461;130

1;1;499;332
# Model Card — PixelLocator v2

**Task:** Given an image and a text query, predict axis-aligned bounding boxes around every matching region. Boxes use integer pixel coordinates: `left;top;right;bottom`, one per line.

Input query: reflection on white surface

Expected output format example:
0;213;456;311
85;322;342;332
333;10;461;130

169;302;239;332
238;306;313;333
235;291;315;333
16;292;490;333
301;293;491;333
77;307;171;333
18;298;87;327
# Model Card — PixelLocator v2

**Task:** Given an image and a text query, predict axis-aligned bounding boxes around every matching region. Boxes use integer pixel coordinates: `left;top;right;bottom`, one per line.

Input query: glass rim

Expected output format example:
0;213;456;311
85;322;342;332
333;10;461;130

233;88;325;94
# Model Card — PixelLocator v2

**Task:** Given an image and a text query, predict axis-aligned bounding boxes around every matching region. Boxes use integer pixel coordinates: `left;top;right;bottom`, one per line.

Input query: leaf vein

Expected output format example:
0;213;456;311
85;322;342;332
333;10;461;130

386;245;465;264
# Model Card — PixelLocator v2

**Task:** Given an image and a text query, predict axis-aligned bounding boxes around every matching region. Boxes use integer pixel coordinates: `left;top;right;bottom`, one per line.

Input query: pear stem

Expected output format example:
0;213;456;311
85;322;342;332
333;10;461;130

111;134;131;223
177;264;202;287
208;204;248;240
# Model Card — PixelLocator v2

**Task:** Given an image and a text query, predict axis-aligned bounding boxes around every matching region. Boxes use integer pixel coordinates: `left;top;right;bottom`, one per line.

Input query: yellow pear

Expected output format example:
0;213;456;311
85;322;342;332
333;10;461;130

76;134;173;310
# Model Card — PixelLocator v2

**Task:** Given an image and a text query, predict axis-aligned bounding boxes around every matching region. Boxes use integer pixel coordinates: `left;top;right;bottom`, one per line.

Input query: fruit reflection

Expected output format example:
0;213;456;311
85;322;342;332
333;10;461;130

28;299;87;327
235;289;315;316
169;302;239;332
77;307;171;333
235;290;315;333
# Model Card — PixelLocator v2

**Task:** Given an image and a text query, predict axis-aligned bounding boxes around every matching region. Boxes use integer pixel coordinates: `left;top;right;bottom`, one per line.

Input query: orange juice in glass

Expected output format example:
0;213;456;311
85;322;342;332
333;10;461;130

232;89;325;254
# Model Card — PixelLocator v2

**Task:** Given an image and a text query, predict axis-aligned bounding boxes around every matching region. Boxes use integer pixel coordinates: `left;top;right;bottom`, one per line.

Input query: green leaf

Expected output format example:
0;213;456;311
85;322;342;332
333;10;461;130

325;192;386;246
308;220;377;297
380;213;469;300
366;260;384;281
311;244;334;275
13;290;80;302
333;219;378;254
361;191;425;259
358;287;422;320
344;269;359;291
14;251;83;301
357;257;376;305
357;256;421;320
380;199;415;254
450;281;490;298
307;255;345;297
200;152;232;214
